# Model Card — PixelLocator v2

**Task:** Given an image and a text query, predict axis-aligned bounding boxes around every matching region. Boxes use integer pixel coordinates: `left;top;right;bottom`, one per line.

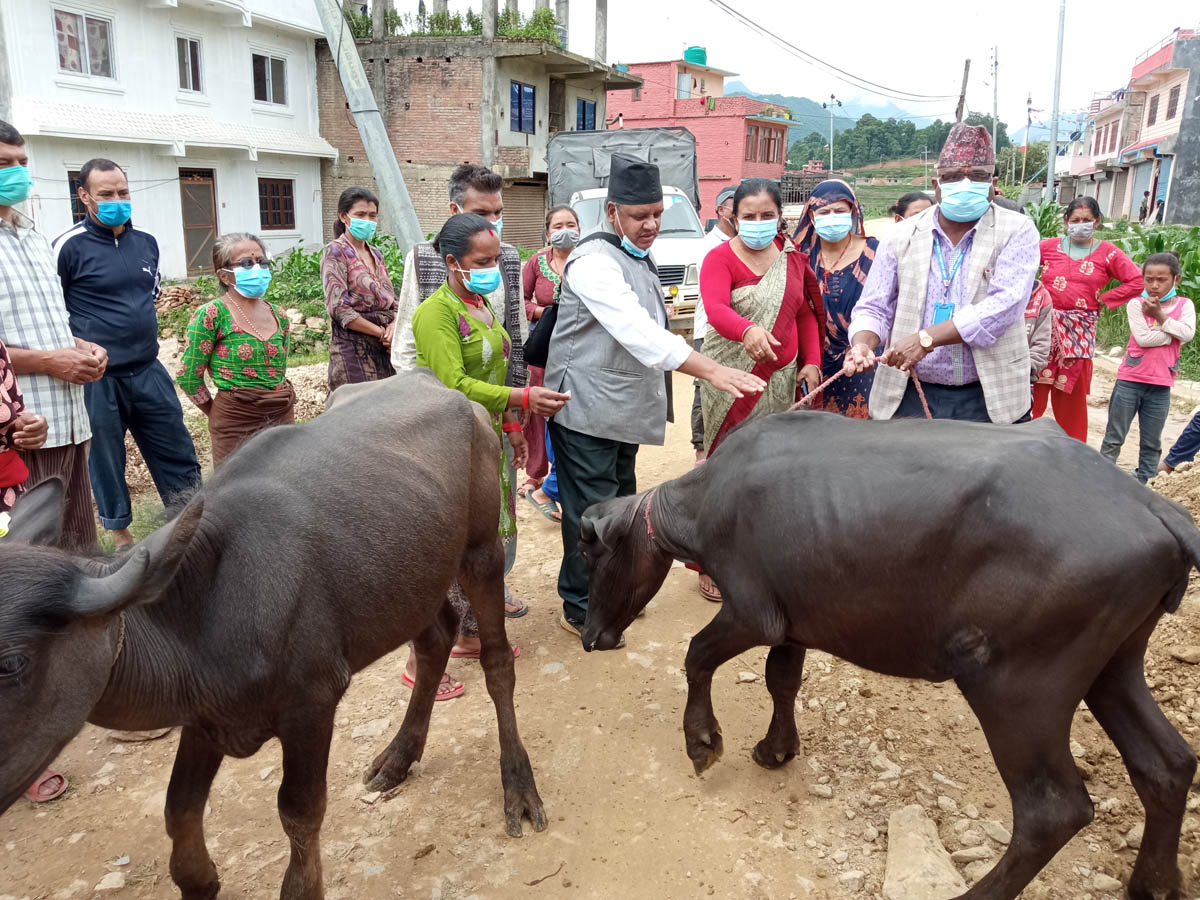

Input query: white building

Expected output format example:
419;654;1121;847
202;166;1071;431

1;0;336;278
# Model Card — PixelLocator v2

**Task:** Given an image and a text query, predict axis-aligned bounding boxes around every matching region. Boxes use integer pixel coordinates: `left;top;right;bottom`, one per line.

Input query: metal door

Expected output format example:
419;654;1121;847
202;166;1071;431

179;168;217;275
1132;162;1154;220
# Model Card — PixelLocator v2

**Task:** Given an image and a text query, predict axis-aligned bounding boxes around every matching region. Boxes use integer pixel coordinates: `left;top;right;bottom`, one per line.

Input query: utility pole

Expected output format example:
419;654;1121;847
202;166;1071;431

1021;93;1032;183
922;145;929;189
312;0;422;251
823;94;841;172
991;46;999;150
1045;0;1066;201
370;0;391;116
955;59;971;122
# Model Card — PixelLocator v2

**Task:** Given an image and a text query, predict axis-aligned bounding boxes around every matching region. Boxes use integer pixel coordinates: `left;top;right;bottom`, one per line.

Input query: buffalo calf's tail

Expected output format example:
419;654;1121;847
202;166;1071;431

1149;494;1200;613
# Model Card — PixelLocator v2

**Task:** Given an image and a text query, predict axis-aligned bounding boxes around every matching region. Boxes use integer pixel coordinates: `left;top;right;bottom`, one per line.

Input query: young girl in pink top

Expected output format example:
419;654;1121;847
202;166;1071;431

1100;252;1194;482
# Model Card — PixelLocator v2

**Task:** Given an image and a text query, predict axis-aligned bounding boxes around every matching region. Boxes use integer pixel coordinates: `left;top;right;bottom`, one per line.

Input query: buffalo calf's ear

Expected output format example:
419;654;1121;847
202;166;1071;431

5;478;66;547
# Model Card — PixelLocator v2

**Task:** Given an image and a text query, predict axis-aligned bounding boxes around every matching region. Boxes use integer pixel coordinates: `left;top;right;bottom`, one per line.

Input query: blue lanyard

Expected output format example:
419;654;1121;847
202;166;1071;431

932;239;965;297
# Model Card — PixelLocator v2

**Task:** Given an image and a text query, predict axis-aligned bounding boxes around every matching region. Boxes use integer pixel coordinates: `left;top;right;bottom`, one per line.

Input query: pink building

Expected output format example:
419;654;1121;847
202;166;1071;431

605;54;791;215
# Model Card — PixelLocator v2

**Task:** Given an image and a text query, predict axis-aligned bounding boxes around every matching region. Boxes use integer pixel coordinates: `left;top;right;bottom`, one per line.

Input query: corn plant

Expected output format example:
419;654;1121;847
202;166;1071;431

1023;198;1064;239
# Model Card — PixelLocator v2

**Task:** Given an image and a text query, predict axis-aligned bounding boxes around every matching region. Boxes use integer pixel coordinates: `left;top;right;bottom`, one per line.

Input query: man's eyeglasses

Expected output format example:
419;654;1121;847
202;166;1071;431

228;256;270;269
937;170;993;184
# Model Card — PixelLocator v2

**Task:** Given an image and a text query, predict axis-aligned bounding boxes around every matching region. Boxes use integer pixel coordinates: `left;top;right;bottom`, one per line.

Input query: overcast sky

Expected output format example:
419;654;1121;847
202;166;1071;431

431;0;1197;136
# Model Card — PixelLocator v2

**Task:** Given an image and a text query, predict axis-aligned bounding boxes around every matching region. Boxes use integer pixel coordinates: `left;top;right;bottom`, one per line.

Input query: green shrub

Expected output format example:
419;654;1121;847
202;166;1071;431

1023;199;1064;239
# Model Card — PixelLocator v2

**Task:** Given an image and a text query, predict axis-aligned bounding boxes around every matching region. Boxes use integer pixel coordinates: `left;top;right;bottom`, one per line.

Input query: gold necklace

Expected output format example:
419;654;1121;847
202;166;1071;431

227;292;270;342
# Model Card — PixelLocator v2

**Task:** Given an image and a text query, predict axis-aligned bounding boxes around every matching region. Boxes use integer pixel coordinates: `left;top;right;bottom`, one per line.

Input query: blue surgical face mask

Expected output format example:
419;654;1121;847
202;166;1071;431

614;216;650;259
458;265;502;295
738;218;778;250
490;216;503;240
347;217;376;241
813;212;853;242
1143;285;1178;302
0;165;33;206
94;201;131;227
939;179;992;223
229;266;272;299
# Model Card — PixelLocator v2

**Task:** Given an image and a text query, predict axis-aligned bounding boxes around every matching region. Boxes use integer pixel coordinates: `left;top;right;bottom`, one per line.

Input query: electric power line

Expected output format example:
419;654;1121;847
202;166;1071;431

704;0;958;104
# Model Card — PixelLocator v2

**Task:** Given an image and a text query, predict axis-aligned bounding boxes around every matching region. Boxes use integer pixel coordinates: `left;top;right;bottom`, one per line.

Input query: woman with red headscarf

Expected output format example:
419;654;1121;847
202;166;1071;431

793;179;880;417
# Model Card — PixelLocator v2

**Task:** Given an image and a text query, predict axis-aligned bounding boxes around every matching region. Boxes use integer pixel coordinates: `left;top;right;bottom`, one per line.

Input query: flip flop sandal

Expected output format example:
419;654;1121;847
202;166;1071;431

25;769;67;803
401;671;465;701
524;491;561;522
517;479;540;499
505;594;529;618
449;643;521;660
698;574;723;603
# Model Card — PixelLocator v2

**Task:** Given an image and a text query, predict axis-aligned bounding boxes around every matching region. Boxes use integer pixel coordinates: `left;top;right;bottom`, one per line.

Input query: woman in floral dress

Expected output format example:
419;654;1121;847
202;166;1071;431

321;186;397;394
1036;196;1144;441
793;180;879;417
176;233;293;466
408;213;568;699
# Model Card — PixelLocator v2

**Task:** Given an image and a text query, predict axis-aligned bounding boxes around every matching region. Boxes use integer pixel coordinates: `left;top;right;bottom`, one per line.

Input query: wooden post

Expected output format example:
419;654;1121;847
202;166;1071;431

955;59;971;122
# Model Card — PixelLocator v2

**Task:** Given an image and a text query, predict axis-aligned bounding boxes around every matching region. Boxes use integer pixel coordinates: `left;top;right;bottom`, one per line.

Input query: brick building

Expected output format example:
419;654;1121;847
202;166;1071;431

1057;25;1199;224
316;22;639;249
604;52;791;215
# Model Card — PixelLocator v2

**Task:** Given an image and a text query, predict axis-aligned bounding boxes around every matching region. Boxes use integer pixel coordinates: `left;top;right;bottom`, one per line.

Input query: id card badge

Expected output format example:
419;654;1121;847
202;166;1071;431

932;302;955;326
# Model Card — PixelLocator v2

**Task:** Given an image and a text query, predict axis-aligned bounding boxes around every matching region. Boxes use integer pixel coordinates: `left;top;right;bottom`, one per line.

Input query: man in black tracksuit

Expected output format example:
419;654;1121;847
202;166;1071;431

53;159;200;548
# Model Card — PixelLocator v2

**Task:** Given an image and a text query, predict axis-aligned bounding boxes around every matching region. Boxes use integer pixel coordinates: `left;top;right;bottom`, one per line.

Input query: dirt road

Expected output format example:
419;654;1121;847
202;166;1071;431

3;375;1200;900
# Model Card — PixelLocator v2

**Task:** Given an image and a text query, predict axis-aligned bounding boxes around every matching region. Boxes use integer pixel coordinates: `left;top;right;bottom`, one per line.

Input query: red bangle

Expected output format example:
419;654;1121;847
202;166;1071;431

502;422;522;433
522;386;531;410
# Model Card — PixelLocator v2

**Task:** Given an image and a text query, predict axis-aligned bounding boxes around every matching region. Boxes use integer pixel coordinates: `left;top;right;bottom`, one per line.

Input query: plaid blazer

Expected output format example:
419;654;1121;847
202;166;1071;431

871;205;1033;424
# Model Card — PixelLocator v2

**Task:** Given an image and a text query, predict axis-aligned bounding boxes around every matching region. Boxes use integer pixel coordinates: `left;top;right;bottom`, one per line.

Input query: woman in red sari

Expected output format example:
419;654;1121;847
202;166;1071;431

700;179;823;453
1036;196;1143;441
695;179;823;601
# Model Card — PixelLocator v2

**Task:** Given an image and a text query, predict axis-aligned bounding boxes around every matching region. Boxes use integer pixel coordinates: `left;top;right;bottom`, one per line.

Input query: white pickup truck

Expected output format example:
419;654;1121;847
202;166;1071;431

569;186;708;339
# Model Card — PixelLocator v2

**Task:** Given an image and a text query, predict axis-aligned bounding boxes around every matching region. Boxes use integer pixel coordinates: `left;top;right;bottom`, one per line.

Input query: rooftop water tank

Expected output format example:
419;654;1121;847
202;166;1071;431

683;46;707;66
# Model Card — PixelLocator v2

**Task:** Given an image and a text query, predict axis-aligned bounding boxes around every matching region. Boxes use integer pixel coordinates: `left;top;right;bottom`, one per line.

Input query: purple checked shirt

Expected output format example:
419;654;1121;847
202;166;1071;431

849;206;1040;384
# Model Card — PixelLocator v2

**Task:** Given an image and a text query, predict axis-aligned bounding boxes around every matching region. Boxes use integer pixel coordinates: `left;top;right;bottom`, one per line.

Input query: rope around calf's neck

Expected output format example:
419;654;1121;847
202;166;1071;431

790;362;933;420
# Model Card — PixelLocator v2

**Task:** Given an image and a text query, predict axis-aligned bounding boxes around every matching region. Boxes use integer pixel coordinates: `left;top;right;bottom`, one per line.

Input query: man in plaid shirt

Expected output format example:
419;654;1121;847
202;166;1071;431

0;122;106;550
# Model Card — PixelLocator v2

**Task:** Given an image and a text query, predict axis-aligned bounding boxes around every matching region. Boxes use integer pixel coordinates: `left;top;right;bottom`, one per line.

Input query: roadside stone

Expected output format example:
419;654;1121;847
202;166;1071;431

936;795;958;814
809;784;834;799
738;671;758;683
1070;739;1087;759
882;805;967;900
963;860;995;883
838;871;865;893
351;718;390;739
864;823;879;843
1126;822;1144;849
304;316;326;331
1092;874;1123;893
832;849;848;864
94;872;125;891
932;772;961;789
1170;646;1200;665
950;845;994;863
957;829;985;848
872;754;901;781
981;821;1012;845
962;804;980;820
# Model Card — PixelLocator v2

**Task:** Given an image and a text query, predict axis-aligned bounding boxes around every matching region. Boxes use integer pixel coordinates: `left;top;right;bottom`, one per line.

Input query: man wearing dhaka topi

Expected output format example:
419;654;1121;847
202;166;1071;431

844;122;1040;424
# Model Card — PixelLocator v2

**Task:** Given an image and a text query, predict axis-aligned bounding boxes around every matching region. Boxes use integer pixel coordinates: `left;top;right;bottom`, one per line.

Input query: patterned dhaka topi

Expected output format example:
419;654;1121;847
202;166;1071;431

937;123;996;169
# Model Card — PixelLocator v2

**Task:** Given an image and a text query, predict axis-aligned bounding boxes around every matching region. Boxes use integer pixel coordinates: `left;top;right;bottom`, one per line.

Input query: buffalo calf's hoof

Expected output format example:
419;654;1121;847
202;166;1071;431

362;747;415;793
1128;869;1182;900
687;729;724;774
504;788;548;837
752;738;798;770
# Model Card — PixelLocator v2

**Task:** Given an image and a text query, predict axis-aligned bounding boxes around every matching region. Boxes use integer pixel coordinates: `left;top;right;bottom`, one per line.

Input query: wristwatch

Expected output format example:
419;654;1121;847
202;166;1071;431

918;329;934;350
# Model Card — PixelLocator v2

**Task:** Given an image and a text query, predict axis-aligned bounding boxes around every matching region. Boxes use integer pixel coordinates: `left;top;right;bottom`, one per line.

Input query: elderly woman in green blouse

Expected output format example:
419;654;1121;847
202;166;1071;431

176;232;293;466
407;213;569;699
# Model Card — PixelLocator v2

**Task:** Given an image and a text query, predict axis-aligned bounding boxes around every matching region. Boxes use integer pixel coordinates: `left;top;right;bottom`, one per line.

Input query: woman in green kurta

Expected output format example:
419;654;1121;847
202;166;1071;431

407;213;570;699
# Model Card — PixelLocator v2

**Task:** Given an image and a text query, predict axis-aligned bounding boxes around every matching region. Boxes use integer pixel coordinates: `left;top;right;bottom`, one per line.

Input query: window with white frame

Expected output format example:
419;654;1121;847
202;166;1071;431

252;53;287;105
53;7;114;78
177;37;202;93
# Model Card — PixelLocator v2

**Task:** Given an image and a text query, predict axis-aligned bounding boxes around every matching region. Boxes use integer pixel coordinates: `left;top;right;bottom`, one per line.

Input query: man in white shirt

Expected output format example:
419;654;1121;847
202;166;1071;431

544;155;764;643
691;185;737;462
